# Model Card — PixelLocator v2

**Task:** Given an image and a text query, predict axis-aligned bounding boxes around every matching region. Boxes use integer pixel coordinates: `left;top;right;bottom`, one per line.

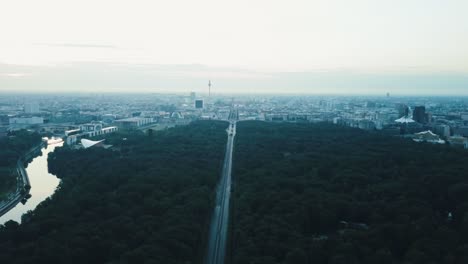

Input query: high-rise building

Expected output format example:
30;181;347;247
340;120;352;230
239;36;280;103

426;112;432;124
397;104;409;117
434;124;451;138
195;99;204;109
413;106;426;123
190;92;196;101
24;102;40;113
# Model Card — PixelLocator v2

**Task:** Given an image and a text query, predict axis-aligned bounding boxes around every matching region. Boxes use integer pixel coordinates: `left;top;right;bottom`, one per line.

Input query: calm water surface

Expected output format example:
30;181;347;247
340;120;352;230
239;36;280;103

0;141;63;225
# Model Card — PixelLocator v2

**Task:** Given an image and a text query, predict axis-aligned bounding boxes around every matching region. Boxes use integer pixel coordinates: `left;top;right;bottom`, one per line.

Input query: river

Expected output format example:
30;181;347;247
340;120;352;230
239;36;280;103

0;140;63;225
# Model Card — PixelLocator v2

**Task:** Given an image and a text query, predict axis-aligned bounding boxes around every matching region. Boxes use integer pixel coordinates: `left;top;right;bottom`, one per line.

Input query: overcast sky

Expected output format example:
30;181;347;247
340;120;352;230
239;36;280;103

1;0;468;94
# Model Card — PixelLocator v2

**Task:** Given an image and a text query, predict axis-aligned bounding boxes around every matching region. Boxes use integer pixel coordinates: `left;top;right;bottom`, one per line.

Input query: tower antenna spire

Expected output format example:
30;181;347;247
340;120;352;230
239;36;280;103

208;80;212;97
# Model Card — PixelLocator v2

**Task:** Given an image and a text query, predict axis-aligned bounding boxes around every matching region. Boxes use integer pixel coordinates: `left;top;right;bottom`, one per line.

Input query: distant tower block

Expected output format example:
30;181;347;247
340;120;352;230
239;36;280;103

195;99;204;109
387;92;390;98
24;102;40;113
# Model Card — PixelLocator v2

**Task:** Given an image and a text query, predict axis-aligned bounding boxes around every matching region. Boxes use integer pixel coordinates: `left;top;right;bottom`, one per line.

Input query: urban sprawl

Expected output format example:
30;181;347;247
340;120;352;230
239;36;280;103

1;93;468;149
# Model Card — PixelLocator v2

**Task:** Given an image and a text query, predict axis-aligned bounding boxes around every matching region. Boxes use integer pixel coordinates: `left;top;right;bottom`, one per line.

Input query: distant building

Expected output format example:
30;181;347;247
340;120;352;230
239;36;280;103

426;112;433;124
41;124;76;134
170;112;183;119
0;126;7;138
395;116;415;124
412;130;445;144
195;99;204;109
396;120;423;134
65;121;118;145
80;122;103;133
9;116;44;125
265;113;287;121
115;117;153;129
413;106;427;124
0;115;10;126
434;124;451;138
397;104;409;118
81;139;106;149
287;114;308;122
448;136;468;149
454;126;468;137
365;101;376;108
65;128;81;137
101;114;116;124
200;112;217;120
24;102;40;114
358;120;376;130
66;135;78;145
190;92;196;101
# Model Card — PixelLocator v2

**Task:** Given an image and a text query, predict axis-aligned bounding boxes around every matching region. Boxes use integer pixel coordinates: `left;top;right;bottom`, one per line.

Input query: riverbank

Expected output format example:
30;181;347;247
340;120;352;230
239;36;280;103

0;140;63;224
0;131;42;201
0;140;46;218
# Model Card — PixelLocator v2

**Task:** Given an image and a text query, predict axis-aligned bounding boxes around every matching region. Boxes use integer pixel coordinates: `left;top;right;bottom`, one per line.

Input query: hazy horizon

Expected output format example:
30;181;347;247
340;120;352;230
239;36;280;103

1;0;468;94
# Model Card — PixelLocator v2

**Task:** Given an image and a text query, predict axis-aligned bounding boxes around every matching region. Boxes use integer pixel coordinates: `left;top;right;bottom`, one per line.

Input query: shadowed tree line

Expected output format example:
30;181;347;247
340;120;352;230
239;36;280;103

0;121;228;264
0;130;42;200
228;121;468;264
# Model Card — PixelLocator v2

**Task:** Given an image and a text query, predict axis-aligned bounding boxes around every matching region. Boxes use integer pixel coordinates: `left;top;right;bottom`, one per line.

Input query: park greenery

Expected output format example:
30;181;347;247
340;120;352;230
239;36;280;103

3;120;468;263
0;121;228;264
228;121;468;264
0;130;42;200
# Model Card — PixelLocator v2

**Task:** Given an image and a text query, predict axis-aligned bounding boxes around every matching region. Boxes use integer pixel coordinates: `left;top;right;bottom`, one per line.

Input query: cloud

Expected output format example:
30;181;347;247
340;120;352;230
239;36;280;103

36;43;118;49
0;73;27;78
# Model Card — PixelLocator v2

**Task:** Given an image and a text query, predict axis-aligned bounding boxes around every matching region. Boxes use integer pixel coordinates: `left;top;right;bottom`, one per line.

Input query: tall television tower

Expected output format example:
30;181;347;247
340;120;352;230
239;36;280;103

208;80;212;97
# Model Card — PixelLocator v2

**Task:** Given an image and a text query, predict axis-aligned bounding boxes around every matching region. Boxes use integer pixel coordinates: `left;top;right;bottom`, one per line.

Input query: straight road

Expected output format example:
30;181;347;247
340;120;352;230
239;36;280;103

205;121;236;264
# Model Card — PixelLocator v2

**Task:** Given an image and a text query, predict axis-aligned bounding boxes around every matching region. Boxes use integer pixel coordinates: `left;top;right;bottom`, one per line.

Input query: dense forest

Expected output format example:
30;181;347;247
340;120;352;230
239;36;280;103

0;121;228;264
0;130;42;200
229;121;468;264
4;121;468;264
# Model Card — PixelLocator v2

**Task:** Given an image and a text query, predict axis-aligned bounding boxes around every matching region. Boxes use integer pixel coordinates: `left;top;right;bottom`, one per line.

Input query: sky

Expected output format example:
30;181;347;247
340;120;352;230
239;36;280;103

1;0;468;95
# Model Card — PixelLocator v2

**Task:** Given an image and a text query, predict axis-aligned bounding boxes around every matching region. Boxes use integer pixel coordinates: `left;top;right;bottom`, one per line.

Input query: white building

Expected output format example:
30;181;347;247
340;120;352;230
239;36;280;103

114;117;153;129
413;130;445;144
79;122;103;133
65;122;118;145
81;139;105;149
395;116;415;124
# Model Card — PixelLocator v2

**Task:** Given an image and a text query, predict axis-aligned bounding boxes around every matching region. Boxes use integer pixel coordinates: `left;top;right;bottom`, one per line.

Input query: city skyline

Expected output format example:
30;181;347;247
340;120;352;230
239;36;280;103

2;62;468;95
